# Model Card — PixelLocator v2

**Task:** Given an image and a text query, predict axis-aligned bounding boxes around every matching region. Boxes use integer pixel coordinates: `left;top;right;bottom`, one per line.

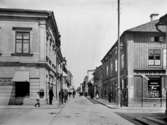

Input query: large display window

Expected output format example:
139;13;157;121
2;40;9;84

148;78;161;98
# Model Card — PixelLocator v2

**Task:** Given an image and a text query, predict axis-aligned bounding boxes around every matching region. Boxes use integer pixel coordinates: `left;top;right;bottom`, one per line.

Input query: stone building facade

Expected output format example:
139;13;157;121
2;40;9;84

0;8;64;105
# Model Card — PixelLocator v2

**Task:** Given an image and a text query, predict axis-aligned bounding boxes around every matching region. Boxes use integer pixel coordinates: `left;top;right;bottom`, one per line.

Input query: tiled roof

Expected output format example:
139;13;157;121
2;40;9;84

127;20;165;33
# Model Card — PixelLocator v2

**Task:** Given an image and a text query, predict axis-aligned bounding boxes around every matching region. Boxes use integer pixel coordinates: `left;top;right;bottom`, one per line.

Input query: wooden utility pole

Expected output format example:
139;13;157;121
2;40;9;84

117;0;121;107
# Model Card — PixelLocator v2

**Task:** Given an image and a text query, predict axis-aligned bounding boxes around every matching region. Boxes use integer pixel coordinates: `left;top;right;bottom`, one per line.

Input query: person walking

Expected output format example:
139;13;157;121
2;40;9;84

108;91;112;103
49;87;54;105
72;90;76;98
34;91;40;107
95;90;99;99
59;89;64;104
64;89;68;103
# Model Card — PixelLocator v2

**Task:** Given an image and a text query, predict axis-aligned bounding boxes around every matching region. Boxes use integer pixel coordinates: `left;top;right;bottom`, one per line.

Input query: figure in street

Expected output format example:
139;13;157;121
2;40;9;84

49;87;54;105
59;89;64;104
108;91;112;103
95;90;99;99
72;90;76;98
64;89;68;103
34;91;40;107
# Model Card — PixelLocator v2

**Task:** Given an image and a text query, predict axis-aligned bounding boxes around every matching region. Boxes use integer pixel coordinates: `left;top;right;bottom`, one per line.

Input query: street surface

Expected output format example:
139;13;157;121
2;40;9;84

0;96;134;125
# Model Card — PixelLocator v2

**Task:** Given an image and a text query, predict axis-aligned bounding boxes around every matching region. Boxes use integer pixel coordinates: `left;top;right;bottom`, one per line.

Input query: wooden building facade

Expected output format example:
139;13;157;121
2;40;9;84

100;19;167;107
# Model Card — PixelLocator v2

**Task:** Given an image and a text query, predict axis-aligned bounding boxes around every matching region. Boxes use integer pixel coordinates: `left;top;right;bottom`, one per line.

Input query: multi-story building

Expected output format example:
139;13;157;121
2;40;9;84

101;19;167;107
93;65;104;98
0;8;64;105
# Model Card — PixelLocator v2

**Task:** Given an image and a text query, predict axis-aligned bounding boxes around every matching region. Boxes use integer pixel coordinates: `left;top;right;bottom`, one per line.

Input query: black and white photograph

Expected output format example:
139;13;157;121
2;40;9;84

0;0;167;125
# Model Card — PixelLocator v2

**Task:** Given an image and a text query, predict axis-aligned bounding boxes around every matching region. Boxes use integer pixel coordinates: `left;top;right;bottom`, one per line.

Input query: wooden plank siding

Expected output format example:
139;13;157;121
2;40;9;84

132;33;166;70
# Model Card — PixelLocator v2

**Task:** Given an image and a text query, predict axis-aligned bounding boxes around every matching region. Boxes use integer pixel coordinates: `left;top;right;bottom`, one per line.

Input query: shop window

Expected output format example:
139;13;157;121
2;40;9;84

148;78;161;98
148;49;161;66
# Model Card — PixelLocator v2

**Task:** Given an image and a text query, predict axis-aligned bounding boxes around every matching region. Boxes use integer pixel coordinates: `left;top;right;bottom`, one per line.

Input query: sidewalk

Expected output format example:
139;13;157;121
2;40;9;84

0;100;61;109
93;97;166;113
92;97;167;125
0;100;66;125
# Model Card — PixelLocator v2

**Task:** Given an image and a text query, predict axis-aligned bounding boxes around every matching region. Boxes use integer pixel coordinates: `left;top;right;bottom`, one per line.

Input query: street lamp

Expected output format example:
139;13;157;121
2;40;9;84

156;14;167;114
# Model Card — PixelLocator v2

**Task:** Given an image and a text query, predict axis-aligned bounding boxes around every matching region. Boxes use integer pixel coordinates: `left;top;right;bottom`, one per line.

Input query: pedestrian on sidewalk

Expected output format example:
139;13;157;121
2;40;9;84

59;89;64;104
49;87;54;105
95;90;99;99
64;89;68;103
34;91;40;107
72;89;76;98
108;91;112;103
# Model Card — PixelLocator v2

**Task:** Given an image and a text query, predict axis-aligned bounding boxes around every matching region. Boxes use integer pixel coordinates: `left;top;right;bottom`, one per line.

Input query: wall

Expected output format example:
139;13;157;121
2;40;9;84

0;20;40;62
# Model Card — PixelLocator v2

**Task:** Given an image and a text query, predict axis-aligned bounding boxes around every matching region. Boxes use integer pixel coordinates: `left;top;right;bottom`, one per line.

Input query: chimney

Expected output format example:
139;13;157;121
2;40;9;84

150;13;159;21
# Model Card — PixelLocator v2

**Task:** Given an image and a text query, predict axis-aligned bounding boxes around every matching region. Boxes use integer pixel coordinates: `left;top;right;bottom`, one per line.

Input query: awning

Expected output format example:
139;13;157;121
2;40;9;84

12;71;30;82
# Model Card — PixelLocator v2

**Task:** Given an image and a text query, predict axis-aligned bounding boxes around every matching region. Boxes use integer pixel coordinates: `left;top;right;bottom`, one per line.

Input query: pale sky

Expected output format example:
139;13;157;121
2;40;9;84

0;0;167;87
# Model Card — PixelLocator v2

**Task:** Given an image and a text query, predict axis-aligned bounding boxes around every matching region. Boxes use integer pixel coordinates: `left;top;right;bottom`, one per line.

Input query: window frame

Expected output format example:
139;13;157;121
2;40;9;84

11;27;33;56
15;31;30;54
148;49;161;66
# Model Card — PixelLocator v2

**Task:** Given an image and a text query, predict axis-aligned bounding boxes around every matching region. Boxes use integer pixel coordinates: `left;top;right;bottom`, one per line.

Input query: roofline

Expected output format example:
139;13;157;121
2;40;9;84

0;8;51;15
0;8;61;48
101;20;166;63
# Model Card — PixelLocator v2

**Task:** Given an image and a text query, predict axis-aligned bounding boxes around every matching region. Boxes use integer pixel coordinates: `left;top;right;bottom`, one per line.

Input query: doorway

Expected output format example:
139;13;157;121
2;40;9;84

15;82;30;97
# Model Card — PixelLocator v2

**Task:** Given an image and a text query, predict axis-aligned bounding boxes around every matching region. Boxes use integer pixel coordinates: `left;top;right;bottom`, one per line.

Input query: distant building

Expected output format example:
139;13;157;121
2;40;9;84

0;8;64;105
101;19;166;107
93;65;104;98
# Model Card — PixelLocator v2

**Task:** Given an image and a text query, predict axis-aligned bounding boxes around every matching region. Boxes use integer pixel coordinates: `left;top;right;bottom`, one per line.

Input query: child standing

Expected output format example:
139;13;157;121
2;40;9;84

34;91;40;107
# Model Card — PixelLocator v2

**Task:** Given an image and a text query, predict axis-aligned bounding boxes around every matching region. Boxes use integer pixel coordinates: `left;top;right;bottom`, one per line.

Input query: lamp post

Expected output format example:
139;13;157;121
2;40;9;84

117;0;121;107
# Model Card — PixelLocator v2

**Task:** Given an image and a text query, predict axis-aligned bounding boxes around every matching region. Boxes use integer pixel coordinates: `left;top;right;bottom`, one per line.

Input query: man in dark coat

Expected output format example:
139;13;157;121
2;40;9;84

108;91;112;103
59;89;64;104
49;87;54;105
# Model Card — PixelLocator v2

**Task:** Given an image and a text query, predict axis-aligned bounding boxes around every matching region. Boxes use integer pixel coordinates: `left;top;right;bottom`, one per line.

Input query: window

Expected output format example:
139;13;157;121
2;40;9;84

150;36;164;42
115;59;118;72
148;78;161;98
148;49;161;66
110;62;113;73
163;49;166;68
121;54;124;69
15;32;30;54
106;65;109;76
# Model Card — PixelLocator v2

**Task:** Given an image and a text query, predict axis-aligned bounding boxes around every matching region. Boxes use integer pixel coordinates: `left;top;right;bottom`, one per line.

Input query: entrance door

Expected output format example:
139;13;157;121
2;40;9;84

121;79;128;107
